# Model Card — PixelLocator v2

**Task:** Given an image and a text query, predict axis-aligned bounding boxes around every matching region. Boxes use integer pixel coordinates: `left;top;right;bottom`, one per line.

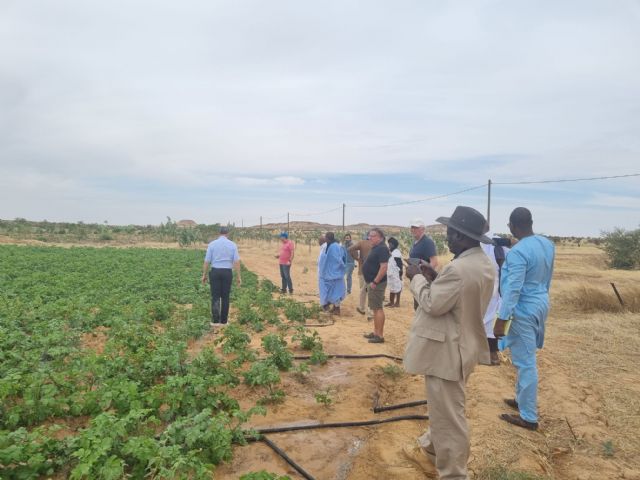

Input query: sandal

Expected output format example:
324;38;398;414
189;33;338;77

500;413;538;430
368;335;385;343
363;332;376;339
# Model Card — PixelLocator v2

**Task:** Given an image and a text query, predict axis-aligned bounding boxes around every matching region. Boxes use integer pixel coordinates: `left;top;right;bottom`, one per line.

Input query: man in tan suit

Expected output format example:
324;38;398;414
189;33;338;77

403;206;495;480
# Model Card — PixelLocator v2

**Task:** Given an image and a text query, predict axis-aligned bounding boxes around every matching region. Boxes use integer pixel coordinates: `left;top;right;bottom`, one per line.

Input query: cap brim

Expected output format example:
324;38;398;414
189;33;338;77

436;216;493;244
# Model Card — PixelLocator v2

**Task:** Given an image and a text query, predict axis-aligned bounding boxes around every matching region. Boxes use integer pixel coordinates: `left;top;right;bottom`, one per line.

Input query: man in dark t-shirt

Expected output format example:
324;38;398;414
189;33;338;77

409;218;439;310
362;228;390;344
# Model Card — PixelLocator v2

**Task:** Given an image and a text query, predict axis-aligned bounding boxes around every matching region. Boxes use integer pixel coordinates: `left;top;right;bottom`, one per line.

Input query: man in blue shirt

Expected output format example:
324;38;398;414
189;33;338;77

201;226;241;327
494;208;555;430
409;219;439;310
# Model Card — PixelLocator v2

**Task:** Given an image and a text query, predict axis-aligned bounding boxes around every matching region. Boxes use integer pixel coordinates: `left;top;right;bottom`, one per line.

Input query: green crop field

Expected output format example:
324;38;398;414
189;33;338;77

0;245;321;479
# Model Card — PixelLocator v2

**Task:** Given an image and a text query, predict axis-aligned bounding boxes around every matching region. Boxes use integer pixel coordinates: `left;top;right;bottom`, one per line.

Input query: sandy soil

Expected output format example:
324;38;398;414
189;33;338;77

209;240;640;480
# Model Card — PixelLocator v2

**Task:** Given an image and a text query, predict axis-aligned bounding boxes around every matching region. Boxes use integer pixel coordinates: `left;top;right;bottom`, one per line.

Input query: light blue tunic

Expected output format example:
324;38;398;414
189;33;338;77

319;242;346;305
498;234;555;423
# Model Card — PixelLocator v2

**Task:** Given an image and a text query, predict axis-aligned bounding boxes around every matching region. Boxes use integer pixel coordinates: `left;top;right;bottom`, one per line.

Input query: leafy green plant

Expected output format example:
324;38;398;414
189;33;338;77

243;360;284;404
314;388;334;407
381;363;404;380
262;334;293;371
309;348;328;365
602;439;615;457
292;327;323;351
240;471;292;480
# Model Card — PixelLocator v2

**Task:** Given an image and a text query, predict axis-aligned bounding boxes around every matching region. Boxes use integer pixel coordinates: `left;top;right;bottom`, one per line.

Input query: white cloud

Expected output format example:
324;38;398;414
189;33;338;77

1;0;639;232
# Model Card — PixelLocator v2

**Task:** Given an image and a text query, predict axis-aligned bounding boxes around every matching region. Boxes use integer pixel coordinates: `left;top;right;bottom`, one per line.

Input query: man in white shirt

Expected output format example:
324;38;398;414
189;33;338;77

201;226;241;327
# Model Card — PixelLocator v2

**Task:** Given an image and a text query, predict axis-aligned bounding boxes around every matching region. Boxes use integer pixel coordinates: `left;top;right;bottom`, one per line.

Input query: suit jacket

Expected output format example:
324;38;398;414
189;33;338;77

403;247;495;381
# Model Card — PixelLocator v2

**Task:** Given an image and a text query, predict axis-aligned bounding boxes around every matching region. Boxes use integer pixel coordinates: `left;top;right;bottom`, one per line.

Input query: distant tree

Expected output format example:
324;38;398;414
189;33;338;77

601;227;640;270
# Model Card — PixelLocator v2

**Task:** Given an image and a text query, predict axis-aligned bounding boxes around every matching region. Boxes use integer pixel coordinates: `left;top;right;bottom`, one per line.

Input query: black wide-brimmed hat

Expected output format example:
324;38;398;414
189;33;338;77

436;206;493;244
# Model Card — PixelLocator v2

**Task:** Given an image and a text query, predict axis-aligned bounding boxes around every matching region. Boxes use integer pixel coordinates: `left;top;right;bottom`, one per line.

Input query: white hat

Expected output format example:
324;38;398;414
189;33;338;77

410;218;425;228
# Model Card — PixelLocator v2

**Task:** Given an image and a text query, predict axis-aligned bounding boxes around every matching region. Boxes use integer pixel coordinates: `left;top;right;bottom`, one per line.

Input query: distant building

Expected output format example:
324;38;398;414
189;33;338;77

177;219;197;228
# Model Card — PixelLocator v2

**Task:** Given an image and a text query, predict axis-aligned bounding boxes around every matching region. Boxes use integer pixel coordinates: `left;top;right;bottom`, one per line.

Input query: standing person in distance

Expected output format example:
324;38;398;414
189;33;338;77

342;233;356;295
348;233;373;319
385;237;403;307
481;223;509;365
201;226;242;329
318;232;347;314
409;219;439;310
494;207;555;431
361;228;389;343
276;231;295;294
403;206;495;479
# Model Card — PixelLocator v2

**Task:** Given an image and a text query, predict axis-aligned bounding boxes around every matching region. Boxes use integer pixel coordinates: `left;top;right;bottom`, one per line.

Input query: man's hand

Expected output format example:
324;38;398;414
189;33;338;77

419;260;437;282
494;318;508;338
201;273;208;285
405;261;422;280
237;276;242;287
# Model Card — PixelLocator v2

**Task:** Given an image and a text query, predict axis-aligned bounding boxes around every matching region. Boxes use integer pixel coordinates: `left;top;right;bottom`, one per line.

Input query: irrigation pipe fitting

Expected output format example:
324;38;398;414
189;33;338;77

293;353;403;362
373;399;429;413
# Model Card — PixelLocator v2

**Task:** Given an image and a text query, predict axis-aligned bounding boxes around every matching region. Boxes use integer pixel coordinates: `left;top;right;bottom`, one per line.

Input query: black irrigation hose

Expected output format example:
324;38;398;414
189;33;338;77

303;319;335;327
373;399;429;413
247;414;429;436
246;415;430;480
260;436;315;480
293;353;403;361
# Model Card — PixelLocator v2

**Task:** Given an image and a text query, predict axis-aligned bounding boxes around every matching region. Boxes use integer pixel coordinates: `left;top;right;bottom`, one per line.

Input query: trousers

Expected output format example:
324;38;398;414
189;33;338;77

503;316;539;422
418;375;470;480
279;264;293;293
209;268;233;324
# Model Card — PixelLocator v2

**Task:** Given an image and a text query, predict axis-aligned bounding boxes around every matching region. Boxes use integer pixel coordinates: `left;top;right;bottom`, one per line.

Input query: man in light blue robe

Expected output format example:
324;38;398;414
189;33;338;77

494;207;555;431
318;232;346;313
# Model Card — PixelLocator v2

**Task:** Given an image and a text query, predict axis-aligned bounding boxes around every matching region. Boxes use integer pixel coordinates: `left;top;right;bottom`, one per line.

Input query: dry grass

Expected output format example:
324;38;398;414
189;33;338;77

560;284;640;313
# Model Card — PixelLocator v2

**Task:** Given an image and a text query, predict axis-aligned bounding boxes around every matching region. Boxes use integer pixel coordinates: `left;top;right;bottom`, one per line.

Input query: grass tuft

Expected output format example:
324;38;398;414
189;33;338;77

475;465;546;480
561;285;640;313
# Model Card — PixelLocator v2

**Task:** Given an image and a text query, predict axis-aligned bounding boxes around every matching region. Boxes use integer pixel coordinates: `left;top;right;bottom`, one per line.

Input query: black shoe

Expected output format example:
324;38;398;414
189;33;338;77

504;398;518;410
368;335;384;343
500;413;538;431
363;332;376;339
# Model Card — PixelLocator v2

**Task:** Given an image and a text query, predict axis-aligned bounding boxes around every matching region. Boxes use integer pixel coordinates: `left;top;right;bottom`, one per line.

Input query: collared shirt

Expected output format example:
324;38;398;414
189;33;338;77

498;235;554;325
409;234;437;262
278;240;295;265
204;235;240;269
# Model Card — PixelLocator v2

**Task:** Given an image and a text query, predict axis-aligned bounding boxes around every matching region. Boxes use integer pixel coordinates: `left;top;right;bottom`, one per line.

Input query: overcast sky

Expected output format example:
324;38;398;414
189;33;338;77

1;0;639;236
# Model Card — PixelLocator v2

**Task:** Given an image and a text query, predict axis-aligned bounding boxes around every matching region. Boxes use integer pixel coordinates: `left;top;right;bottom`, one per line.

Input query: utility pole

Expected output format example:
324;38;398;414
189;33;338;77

287;212;290;234
260;216;262;230
342;203;346;232
487;179;492;228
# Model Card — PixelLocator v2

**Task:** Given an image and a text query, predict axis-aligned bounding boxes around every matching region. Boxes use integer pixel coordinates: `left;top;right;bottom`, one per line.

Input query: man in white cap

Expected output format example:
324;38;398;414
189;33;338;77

409;218;439;310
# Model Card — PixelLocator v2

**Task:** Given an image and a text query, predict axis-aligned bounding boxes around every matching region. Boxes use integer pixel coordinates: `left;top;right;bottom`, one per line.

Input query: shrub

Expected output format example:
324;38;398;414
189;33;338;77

601;227;640;270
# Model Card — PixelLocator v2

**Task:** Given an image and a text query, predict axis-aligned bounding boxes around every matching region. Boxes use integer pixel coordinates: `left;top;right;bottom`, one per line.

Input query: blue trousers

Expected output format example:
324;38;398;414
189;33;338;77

344;263;355;294
501;317;540;423
279;264;293;293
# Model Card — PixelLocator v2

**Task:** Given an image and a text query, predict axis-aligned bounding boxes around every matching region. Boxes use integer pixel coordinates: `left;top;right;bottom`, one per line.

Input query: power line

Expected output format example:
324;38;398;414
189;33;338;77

493;173;640;185
290;206;342;217
350;184;487;208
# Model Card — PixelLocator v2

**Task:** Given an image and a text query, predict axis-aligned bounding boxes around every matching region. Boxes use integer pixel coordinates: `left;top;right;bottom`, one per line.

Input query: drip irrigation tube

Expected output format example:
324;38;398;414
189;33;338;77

246;415;429;480
293;353;403;361
248;414;429;436
373;399;429;413
261;436;315;480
